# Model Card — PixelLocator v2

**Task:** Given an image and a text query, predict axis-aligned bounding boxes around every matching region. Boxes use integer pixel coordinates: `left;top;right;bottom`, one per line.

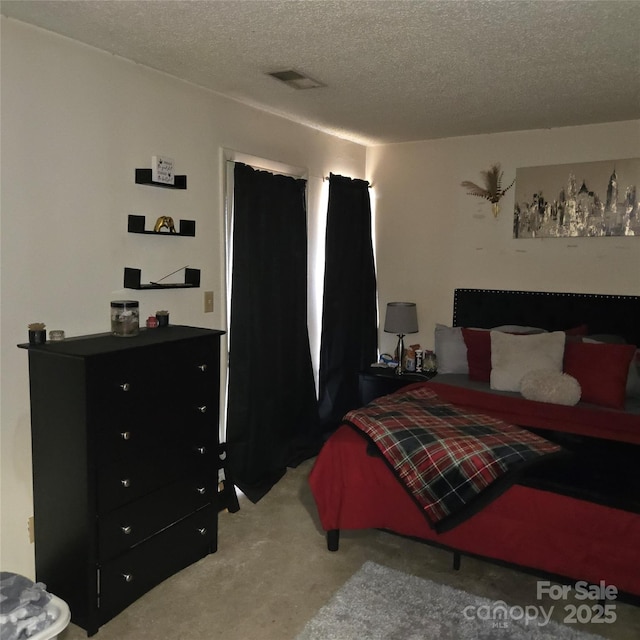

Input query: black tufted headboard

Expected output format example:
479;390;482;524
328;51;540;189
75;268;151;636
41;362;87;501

453;289;640;347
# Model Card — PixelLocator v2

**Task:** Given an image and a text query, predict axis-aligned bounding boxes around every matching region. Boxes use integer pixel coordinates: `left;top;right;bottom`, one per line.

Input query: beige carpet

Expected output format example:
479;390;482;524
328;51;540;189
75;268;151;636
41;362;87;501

60;458;640;640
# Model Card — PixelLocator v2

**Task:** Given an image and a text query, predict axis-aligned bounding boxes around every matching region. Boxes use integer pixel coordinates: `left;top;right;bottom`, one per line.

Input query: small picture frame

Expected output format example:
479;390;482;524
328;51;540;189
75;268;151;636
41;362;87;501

151;155;175;185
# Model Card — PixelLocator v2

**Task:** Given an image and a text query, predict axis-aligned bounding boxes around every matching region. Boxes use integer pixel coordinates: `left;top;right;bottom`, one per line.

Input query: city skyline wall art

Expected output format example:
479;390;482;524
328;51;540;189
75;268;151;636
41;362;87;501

513;158;639;239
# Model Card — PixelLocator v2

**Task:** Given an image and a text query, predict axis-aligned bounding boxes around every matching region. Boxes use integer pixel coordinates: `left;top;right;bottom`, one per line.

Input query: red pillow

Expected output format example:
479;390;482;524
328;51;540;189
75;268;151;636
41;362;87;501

563;341;636;409
462;329;491;382
564;324;589;337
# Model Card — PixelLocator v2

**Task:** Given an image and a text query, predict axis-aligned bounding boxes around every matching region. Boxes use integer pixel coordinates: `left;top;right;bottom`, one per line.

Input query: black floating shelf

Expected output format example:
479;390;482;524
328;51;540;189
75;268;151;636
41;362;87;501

135;168;187;189
124;267;201;290
128;215;195;236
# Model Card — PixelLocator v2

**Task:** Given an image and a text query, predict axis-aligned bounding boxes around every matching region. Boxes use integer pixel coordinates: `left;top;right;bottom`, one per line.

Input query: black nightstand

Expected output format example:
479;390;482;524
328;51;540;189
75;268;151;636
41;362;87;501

358;367;436;406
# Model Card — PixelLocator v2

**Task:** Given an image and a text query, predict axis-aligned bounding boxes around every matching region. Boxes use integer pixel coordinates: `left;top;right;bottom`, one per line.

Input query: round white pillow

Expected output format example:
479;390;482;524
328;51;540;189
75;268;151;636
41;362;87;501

520;369;581;406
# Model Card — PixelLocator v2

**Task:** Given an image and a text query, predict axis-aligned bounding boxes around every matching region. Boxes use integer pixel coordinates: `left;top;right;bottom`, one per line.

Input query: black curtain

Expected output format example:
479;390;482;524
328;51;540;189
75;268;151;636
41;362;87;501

226;163;321;503
318;173;378;432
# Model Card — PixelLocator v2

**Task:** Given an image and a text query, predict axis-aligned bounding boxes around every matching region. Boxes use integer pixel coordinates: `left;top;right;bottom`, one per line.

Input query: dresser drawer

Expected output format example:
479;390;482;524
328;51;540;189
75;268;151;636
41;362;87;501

98;474;216;561
97;438;216;513
90;338;218;407
95;400;215;466
98;505;217;626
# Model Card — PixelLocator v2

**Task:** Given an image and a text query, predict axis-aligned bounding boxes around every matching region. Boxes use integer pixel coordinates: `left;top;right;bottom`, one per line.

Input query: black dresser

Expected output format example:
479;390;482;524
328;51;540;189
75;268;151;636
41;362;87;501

20;325;224;635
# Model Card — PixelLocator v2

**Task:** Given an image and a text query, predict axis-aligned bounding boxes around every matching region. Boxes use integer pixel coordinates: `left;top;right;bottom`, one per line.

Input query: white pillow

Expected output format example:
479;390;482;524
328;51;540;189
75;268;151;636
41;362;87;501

520;369;582;406
490;331;566;392
434;324;468;374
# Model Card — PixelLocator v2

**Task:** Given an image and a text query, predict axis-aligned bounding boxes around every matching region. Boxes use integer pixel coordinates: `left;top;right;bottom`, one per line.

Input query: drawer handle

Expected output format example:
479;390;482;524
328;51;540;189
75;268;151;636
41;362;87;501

197;405;207;413
196;487;206;495
121;525;132;535
195;446;207;455
121;478;131;488
120;431;131;441
119;383;131;392
197;364;207;372
122;573;134;583
197;527;207;536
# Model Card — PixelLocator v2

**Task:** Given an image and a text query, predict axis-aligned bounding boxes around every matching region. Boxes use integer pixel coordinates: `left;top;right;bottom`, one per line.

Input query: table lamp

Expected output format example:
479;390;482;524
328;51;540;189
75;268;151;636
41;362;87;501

384;302;418;375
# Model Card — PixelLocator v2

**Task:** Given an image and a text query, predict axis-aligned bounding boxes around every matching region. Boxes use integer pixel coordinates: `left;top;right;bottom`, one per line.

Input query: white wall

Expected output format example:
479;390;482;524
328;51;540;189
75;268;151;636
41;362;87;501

368;121;640;355
0;18;366;578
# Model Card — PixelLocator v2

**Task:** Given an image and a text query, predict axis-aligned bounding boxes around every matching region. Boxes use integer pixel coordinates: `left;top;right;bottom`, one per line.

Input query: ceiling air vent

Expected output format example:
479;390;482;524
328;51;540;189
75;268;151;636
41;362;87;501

267;69;325;90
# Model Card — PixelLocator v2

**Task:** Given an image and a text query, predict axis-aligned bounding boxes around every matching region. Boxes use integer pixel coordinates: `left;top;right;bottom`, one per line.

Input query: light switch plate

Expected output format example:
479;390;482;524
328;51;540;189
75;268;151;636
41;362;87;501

204;291;214;313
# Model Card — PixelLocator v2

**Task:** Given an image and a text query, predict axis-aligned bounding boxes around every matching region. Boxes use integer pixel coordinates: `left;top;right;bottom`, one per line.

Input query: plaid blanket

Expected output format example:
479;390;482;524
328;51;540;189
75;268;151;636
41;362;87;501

344;385;562;532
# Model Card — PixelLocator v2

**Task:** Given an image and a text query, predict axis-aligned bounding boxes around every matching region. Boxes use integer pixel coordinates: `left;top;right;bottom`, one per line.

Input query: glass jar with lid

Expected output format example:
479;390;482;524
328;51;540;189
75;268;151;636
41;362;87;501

110;300;139;337
423;350;438;374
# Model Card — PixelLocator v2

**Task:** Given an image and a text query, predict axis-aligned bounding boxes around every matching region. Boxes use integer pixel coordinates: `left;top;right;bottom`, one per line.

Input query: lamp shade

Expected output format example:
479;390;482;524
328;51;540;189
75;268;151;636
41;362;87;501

383;302;418;335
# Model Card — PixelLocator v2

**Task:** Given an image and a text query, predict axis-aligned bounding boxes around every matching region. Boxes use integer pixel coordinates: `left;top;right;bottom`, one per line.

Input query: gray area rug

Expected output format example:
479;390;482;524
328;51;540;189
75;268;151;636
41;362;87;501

296;562;605;640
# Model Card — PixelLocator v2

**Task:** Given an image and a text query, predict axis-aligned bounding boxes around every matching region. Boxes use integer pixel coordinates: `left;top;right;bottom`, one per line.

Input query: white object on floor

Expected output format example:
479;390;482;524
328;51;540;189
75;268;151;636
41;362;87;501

27;595;71;640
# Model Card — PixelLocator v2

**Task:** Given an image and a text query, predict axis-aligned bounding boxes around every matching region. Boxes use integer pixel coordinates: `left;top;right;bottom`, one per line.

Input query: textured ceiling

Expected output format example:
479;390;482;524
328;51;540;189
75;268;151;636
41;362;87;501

2;0;639;145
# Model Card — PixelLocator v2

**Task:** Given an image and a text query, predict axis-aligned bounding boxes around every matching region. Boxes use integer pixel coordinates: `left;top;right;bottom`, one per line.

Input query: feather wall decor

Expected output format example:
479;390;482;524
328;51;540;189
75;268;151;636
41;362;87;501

461;163;515;216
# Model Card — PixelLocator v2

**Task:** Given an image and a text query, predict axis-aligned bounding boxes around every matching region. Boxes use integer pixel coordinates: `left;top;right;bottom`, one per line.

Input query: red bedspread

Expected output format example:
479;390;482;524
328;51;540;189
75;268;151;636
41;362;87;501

308;379;640;597
309;425;640;597
424;378;640;444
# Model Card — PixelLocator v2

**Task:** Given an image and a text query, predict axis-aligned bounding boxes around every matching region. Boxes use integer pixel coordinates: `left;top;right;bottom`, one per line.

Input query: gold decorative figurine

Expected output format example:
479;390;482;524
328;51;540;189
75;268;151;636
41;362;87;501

153;216;176;233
